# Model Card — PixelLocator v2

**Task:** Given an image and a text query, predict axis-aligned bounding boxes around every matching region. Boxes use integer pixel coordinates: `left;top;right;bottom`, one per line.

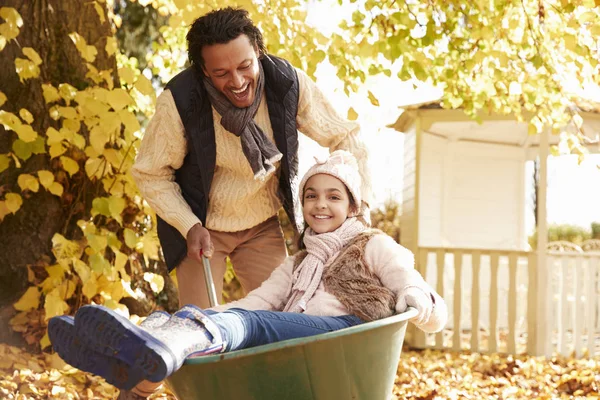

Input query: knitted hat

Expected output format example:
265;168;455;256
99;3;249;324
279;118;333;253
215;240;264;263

299;150;362;207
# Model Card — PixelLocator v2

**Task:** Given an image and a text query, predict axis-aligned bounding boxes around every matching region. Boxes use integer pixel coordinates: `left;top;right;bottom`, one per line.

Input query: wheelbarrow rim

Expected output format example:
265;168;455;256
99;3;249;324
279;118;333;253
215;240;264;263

183;307;418;365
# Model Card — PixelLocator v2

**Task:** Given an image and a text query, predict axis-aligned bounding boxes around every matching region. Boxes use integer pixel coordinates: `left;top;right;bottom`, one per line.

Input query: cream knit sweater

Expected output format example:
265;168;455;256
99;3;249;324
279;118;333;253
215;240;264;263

131;69;372;236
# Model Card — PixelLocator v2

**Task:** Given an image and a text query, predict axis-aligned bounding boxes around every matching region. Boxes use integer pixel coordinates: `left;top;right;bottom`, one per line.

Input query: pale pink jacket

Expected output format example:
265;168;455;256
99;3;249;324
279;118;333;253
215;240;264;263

212;234;447;333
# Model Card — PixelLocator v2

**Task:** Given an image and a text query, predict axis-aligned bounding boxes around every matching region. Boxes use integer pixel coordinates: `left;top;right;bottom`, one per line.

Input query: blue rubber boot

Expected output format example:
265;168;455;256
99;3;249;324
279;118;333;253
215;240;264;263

74;305;223;383
48;315;143;390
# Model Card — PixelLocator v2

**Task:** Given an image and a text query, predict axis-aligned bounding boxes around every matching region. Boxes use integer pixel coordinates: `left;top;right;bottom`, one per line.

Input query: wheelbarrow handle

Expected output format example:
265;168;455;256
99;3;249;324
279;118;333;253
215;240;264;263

202;255;219;308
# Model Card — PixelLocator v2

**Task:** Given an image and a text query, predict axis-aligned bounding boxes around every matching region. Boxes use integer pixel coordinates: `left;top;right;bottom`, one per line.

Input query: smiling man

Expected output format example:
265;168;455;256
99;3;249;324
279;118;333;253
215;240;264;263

127;6;372;399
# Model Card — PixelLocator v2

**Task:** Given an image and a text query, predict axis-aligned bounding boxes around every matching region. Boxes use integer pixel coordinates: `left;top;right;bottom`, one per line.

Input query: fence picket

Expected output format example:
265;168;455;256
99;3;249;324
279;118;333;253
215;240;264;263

471;251;481;352
508;253;518;354
489;253;499;353
453;251;463;351
436;249;445;348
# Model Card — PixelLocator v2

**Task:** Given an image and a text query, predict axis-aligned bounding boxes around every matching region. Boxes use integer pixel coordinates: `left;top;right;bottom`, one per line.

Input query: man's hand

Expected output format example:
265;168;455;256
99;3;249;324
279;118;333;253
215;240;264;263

186;223;214;262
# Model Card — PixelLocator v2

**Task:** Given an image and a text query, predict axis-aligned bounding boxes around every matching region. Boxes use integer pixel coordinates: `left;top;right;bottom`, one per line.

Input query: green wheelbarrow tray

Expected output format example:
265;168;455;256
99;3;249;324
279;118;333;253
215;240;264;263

166;307;418;400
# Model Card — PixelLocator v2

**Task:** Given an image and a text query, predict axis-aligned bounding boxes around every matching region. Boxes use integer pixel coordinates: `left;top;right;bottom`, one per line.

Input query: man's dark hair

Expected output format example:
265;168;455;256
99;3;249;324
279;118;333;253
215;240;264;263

186;7;266;70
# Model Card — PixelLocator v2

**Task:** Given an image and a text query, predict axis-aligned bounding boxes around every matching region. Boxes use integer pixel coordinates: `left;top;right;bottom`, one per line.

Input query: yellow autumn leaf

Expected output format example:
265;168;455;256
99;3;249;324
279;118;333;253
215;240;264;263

44;291;69;320
37;170;54;189
72;258;91;283
86;62;103;84
82;275;99;300
141;233;160;260
14;58;40;82
90;126;110;154
103;148;121;169
114;251;129;280
62;117;80;132
5;193;22;213
92;197;110;217
56;106;78;120
103;281;126;302
15;123;37;142
59;156;79;176
106;88;133;111
0;154;10;173
45;127;62;145
68;32;97;63
93;1;106;23
0;90;6;108
123;228;138;249
48;182;63;196
52;233;83;263
100;69;114;90
0;110;19;130
13;287;40;311
87;233;108;253
41;84;60;105
22;47;42;65
0;36;5;52
134;75;154;97
108;196;125;221
49;143;66;158
143;272;165;294
85;157;106;179
55;279;76;300
17;174;39;192
18;109;33;124
80;95;110;117
105;36;117;57
118;109;141;135
40;332;51;349
71;133;86;149
118;66;136;86
367;90;380;107
347;107;358;121
89;253;110;274
58;83;78;103
0;7;23;41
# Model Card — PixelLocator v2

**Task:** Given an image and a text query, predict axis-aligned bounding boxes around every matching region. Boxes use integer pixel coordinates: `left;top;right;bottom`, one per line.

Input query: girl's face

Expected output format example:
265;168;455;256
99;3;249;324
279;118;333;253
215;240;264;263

302;173;352;234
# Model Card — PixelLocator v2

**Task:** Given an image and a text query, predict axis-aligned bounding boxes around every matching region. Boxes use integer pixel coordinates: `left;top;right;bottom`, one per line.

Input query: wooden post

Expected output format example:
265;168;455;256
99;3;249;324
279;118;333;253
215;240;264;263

535;129;549;356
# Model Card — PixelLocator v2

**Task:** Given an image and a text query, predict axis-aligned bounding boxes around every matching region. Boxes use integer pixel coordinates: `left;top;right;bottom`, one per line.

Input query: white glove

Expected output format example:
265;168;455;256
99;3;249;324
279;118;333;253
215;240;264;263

395;287;434;326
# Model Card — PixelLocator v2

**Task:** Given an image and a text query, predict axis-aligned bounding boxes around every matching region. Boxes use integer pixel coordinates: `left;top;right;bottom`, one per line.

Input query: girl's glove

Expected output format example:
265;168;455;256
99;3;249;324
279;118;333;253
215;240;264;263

395;287;434;326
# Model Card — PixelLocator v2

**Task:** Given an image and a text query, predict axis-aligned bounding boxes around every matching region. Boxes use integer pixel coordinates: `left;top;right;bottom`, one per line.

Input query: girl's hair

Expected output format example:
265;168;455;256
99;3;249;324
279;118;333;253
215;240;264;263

296;181;358;250
186;7;267;71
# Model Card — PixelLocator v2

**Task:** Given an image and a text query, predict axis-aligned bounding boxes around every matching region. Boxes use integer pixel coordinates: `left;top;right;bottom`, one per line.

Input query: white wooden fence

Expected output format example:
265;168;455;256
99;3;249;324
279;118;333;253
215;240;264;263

410;247;600;358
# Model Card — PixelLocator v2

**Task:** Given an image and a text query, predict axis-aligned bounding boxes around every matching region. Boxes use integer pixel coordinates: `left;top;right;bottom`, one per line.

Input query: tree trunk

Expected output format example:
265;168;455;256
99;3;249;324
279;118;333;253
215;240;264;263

0;0;117;307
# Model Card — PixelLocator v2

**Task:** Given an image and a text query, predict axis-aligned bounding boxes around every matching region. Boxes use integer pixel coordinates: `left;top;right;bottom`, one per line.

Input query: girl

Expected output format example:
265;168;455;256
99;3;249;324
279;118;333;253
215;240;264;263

49;150;447;397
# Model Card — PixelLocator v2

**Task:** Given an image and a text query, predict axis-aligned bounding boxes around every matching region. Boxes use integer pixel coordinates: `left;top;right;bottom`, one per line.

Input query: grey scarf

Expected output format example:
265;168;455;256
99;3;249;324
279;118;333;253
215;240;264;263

203;65;282;181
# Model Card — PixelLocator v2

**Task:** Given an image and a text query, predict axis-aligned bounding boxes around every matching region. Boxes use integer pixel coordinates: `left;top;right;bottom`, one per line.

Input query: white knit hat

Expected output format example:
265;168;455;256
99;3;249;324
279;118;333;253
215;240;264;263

299;150;362;207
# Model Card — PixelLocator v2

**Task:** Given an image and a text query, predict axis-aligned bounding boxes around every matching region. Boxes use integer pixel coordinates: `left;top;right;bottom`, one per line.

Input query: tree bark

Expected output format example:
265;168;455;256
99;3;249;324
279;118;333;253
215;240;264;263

0;0;117;306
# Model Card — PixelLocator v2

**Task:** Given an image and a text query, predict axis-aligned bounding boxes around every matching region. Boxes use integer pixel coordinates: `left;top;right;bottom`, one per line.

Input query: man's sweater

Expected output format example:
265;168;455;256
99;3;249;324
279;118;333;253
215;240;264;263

131;69;372;235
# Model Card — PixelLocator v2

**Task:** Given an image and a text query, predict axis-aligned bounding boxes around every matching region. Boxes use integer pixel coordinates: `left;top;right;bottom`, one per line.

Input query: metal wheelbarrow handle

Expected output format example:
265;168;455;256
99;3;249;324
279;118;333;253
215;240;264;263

202;255;219;307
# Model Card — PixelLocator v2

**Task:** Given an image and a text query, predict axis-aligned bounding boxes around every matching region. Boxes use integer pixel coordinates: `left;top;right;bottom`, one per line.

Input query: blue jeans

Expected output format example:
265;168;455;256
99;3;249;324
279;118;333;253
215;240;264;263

204;309;363;352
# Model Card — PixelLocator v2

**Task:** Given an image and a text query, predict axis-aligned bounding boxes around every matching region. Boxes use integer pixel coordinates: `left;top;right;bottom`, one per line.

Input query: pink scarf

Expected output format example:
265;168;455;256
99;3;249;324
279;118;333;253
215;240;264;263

283;217;366;313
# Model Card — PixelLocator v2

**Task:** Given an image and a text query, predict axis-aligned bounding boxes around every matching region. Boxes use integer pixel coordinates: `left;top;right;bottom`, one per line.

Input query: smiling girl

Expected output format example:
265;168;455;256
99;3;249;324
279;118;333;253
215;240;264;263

48;150;447;394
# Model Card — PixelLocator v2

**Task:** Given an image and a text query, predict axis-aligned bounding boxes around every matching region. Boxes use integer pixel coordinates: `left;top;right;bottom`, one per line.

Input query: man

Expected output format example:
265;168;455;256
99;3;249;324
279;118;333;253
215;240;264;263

125;6;372;399
132;7;371;312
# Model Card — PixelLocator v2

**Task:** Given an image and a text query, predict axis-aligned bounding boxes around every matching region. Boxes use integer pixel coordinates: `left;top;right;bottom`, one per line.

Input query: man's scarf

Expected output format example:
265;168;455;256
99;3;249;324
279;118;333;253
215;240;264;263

203;64;282;181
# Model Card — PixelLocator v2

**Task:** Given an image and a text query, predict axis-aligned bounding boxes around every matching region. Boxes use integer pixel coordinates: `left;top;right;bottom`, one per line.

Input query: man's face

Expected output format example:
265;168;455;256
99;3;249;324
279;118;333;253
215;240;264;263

201;34;260;108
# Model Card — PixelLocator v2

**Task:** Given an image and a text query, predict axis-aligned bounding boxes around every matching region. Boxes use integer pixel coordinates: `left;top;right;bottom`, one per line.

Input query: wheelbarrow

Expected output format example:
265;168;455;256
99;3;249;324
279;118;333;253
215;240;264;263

166;257;417;400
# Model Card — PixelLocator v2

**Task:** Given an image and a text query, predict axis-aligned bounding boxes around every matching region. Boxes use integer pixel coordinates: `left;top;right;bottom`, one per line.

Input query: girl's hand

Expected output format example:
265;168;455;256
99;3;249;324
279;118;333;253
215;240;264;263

396;287;434;326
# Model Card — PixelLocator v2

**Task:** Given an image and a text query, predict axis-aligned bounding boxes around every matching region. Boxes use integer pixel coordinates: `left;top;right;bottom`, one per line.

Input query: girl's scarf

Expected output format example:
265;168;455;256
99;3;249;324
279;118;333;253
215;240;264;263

283;217;366;313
